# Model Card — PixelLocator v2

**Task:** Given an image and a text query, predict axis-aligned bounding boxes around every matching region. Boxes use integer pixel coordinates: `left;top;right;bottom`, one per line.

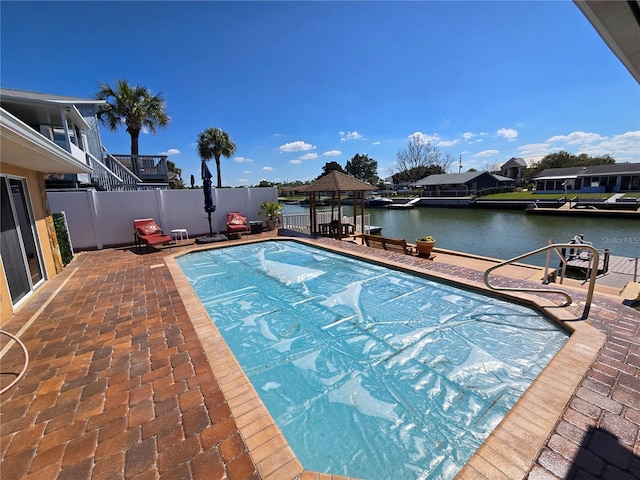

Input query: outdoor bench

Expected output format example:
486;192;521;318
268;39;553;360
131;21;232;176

361;234;416;256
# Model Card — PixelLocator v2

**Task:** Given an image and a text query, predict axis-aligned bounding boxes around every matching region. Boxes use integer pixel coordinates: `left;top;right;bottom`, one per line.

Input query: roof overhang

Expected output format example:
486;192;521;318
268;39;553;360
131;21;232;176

534;175;579;181
574;0;640;83
1;107;92;174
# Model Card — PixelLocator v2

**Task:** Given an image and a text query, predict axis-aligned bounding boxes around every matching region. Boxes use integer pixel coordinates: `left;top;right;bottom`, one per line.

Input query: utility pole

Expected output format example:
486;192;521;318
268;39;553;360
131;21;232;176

458;154;462;173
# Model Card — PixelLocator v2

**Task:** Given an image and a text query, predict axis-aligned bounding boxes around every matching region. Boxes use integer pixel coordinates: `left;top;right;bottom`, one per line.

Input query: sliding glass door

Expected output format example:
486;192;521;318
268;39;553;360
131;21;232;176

0;176;45;306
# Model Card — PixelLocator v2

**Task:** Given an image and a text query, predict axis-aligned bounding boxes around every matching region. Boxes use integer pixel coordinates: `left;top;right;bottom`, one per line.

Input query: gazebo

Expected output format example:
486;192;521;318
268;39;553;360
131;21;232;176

301;171;377;239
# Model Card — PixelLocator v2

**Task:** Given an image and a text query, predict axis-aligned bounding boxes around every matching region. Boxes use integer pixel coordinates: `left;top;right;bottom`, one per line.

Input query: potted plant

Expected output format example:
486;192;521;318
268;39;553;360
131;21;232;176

415;235;435;256
260;201;283;230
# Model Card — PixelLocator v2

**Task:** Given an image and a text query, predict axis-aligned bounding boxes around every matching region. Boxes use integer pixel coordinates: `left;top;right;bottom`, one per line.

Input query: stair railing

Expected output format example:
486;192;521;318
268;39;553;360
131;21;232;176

85;151;125;191
102;152;143;190
483;243;600;320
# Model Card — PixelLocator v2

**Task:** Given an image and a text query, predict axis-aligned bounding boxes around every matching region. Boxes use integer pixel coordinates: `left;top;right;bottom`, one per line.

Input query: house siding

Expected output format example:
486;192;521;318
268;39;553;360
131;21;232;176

0;163;59;324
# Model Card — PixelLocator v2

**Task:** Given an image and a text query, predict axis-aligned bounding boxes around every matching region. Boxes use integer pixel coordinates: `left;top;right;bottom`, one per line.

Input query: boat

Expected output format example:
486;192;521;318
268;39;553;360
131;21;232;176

340;195;394;207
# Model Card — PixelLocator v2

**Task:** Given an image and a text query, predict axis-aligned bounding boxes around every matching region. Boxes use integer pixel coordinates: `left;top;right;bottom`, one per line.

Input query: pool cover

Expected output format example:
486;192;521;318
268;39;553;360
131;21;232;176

177;241;568;479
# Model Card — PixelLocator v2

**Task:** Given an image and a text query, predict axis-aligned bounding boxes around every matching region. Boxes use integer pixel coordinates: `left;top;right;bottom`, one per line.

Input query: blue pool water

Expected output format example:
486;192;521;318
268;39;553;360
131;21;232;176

177;240;568;479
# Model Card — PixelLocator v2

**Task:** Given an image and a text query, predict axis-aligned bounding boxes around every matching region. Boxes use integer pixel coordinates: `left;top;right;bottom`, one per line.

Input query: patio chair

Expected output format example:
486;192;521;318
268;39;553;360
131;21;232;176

226;212;249;238
134;218;173;251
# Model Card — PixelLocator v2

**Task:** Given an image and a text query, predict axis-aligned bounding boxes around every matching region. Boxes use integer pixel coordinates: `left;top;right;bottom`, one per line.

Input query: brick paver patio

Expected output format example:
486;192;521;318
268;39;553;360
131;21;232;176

1;233;638;479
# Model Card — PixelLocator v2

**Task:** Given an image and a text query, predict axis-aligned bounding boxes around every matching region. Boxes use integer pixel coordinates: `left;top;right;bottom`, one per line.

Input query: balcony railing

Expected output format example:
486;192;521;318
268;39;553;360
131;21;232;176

110;154;169;183
86;152;141;191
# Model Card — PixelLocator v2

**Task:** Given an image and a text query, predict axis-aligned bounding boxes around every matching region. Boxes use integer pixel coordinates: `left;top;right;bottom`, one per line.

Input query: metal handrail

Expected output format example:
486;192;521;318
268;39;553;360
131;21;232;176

0;330;29;394
483;243;600;320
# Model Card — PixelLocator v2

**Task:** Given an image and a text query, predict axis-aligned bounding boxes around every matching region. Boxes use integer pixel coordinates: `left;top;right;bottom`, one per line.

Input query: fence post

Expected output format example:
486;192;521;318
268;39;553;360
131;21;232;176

85;189;103;250
156;188;167;231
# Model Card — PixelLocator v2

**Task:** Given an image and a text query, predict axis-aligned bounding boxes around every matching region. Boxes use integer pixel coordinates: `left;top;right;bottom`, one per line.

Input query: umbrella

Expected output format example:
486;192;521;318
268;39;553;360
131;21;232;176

202;161;216;236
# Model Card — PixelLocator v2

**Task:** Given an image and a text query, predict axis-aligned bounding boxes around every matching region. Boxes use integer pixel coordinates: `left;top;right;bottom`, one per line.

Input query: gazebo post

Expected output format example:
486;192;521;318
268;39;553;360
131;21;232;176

337;192;343;240
309;193;316;235
359;190;366;238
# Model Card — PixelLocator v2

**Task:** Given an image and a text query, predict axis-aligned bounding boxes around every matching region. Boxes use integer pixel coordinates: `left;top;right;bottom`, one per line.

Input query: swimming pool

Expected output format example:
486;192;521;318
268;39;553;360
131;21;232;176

177;240;568;479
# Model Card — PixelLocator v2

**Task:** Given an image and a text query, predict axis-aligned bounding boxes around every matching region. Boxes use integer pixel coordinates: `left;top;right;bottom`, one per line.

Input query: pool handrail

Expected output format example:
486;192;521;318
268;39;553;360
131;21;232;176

483;243;600;320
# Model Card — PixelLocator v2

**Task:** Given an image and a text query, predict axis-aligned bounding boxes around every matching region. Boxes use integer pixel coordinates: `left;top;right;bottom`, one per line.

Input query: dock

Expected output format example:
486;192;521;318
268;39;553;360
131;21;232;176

527;194;640;217
565;253;639;288
388;197;421;209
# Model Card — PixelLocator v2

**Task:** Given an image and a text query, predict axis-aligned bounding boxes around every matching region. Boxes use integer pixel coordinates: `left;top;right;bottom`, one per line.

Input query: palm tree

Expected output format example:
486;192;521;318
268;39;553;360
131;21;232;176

95;79;170;156
197;127;237;188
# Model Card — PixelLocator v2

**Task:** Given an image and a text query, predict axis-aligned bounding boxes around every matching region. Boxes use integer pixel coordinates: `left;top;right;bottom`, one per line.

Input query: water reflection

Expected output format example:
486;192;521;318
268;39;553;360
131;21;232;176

284;204;639;264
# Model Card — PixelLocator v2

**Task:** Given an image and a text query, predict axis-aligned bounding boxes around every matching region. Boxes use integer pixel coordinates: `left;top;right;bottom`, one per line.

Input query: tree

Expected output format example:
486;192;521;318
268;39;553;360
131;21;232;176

197;127;237;188
525;150;616;180
391;134;447;184
167;160;185;189
317;161;345;179
345;154;379;185
96;79;169;156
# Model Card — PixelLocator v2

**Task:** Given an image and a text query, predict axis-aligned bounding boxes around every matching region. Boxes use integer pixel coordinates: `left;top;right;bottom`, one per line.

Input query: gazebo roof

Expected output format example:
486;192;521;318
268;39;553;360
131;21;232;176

302;171;377;193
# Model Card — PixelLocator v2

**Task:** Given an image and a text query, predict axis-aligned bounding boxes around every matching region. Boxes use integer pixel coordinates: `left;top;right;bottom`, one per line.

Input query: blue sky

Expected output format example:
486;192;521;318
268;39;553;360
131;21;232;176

2;1;639;187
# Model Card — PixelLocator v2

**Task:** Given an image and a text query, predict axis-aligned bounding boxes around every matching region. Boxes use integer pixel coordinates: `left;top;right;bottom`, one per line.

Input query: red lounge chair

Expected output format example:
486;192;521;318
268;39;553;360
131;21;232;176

134;218;172;251
226;212;249;238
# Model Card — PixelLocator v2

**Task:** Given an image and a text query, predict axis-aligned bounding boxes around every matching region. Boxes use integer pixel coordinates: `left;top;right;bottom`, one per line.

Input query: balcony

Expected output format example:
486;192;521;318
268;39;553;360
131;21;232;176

110;154;169;183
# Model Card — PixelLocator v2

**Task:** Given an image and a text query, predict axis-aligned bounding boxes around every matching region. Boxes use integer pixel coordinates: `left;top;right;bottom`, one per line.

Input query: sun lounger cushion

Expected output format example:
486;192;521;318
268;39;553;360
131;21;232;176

228;214;247;225
134;218;172;250
137;223;162;236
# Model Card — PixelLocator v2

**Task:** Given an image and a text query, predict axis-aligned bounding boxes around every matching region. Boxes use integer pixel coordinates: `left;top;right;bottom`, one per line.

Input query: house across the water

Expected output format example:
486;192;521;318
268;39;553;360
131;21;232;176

499;155;544;183
533;163;640;194
412;171;515;197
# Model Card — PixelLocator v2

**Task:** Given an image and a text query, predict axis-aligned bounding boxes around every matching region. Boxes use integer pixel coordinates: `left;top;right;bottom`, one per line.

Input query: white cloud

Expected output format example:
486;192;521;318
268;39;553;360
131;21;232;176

279;141;315;152
533;130;639;161
409;131;440;144
519;143;553;157
567;130;640;161
603;131;640;157
160;148;181;155
438;139;459;147
547;131;605;145
339;131;363;141
234;156;254;163
323;150;341;156
289;159;302;164
300;153;319;160
262;166;274;171
372;141;381;145
497;128;518;141
243;170;252;174
474;149;499;157
462;132;486;144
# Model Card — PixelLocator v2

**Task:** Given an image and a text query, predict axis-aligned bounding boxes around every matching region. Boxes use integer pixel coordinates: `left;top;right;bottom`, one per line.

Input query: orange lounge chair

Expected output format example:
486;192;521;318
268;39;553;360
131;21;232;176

134;218;172;251
226;212;249;238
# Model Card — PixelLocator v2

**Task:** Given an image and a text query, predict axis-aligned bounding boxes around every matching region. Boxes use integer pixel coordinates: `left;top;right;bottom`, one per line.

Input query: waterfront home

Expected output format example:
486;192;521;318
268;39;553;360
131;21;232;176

0;87;176;322
0;88;169;191
533;163;640;194
412;171;515;197
499;155;544;183
0;96;94;321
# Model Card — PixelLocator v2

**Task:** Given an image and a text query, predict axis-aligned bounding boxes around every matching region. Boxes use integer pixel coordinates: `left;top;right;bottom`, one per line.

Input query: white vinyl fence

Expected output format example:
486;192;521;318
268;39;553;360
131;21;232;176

281;209;371;234
47;187;277;251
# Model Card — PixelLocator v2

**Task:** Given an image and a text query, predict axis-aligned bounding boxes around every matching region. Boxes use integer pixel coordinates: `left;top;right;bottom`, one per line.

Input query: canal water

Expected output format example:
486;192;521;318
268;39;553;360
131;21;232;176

283;204;639;266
